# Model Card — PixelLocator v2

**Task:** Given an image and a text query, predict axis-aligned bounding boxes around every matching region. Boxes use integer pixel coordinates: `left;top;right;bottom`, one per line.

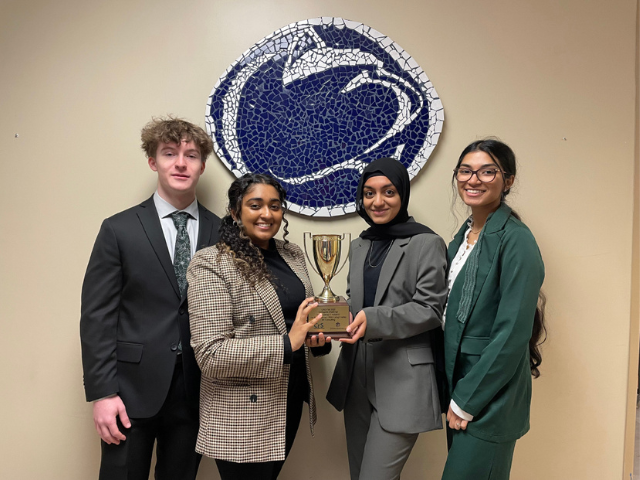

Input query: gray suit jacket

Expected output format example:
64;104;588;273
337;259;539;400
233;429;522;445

327;232;448;433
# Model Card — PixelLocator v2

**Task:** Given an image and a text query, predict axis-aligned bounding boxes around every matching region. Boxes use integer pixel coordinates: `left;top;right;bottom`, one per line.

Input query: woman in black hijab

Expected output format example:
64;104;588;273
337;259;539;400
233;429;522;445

327;158;448;480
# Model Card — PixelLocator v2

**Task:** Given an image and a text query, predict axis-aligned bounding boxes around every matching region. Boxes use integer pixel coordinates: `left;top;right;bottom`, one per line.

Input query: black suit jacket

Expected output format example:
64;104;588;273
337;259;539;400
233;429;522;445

80;196;220;418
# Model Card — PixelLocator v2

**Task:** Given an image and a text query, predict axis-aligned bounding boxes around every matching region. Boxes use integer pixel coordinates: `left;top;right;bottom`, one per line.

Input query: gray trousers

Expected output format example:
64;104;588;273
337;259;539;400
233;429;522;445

343;343;418;480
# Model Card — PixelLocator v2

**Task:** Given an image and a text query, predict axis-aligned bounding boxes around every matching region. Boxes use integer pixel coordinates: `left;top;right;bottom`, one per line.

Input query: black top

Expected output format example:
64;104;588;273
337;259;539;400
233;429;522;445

363;239;393;308
261;240;308;389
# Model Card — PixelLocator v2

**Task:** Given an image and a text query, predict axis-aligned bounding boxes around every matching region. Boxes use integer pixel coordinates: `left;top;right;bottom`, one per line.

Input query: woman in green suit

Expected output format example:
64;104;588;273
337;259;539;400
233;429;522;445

442;139;546;480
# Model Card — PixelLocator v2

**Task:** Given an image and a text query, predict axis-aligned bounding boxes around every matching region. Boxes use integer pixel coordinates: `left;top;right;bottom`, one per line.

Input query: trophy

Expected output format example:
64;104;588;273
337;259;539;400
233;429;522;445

303;233;352;338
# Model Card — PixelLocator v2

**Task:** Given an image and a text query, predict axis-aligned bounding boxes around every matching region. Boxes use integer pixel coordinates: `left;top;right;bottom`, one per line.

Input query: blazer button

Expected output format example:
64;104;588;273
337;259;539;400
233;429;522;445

249;315;255;324
170;343;178;351
249;394;258;403
179;308;185;315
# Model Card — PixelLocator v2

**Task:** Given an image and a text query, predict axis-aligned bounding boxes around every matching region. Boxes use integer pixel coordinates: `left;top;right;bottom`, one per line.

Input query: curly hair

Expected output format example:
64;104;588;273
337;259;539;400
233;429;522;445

217;173;290;286
140;116;214;160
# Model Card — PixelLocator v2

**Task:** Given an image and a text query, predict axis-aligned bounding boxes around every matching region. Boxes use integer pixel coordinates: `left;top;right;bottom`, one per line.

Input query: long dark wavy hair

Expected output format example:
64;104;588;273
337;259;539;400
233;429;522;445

454;138;547;378
217;173;290;286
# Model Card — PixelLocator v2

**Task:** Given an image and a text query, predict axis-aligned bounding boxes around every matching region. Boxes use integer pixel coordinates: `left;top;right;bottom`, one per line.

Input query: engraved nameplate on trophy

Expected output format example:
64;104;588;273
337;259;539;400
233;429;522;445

303;233;351;338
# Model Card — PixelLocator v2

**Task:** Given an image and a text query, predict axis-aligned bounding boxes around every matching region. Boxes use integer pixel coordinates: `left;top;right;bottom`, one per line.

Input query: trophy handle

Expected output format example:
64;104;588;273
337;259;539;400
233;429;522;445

333;233;351;276
303;232;321;277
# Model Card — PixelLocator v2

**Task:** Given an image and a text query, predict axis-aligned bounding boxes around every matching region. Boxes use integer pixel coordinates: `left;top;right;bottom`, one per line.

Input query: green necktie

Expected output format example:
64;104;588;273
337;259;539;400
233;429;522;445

170;211;191;296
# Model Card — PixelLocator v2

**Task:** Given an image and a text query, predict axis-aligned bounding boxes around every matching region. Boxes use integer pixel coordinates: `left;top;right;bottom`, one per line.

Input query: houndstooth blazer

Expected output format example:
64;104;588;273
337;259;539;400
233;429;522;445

187;239;317;463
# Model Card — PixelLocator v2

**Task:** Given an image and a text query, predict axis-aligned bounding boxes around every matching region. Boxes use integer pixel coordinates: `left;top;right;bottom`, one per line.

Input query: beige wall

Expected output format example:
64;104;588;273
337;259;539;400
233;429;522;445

0;0;638;478
624;3;640;476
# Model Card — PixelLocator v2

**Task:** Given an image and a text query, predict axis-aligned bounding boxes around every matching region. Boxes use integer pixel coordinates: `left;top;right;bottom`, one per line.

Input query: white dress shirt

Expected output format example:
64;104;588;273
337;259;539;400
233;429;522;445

153;192;200;261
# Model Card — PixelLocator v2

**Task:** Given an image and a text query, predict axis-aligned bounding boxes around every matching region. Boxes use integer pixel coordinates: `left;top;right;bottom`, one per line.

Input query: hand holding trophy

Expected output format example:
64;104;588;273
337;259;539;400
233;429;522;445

303;233;352;338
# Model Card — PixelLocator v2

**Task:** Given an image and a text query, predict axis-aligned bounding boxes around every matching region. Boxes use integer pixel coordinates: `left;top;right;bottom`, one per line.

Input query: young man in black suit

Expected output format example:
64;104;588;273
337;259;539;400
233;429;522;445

80;117;220;480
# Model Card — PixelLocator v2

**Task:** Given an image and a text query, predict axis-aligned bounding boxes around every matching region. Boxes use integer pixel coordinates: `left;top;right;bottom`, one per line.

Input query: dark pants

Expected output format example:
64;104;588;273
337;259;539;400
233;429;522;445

215;378;306;480
98;363;201;480
442;427;516;480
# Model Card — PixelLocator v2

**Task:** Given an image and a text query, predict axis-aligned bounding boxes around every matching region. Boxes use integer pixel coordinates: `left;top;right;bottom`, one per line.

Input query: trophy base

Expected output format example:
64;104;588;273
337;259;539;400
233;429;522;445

307;296;351;338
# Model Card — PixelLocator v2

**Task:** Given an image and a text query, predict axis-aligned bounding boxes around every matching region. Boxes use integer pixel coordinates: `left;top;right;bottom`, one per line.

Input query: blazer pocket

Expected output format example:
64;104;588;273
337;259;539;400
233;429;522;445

116;342;143;363
458;336;489;378
459;336;490;355
211;378;251;387
406;346;434;365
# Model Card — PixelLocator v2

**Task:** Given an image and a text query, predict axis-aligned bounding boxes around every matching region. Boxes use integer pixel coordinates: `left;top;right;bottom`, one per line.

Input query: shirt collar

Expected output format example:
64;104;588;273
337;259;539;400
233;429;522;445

153;191;199;220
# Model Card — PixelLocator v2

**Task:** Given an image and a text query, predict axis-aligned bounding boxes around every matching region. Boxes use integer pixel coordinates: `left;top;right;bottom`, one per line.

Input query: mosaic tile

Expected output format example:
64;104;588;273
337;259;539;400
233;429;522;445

206;17;444;217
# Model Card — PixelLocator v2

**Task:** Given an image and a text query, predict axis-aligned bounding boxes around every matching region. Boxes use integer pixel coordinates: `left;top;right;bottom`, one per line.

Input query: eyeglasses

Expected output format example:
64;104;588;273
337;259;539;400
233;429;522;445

454;167;503;183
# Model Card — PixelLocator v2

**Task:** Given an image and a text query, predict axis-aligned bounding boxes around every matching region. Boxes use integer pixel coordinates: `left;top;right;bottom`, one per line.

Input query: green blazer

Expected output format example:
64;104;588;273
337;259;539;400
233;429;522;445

444;203;544;443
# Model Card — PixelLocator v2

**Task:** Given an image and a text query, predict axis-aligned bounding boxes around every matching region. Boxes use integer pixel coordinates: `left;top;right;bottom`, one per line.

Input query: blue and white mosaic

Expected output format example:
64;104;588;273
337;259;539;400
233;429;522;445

206;17;444;217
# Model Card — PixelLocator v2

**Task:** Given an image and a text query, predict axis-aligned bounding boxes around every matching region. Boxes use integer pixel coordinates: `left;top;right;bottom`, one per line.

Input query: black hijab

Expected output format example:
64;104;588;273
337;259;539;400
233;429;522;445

356;157;434;240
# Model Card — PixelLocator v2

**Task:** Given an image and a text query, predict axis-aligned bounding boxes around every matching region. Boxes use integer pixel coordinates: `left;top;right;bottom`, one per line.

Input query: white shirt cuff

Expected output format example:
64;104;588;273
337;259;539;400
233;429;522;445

450;399;474;421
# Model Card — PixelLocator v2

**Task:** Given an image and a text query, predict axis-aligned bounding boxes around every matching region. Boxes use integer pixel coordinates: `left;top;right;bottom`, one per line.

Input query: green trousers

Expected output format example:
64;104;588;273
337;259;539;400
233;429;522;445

441;430;516;480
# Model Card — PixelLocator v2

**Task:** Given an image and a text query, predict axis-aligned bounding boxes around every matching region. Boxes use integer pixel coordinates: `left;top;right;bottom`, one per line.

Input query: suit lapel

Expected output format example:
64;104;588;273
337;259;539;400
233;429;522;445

349;238;367;312
137;197;181;299
253;240;301;336
448;223;468;265
196;203;214;251
455;204;511;325
254;277;287;335
374;237;410;306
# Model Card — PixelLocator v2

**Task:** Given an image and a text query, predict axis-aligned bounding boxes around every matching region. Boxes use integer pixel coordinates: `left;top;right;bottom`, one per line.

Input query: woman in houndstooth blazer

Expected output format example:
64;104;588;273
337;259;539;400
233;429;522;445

187;173;330;480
